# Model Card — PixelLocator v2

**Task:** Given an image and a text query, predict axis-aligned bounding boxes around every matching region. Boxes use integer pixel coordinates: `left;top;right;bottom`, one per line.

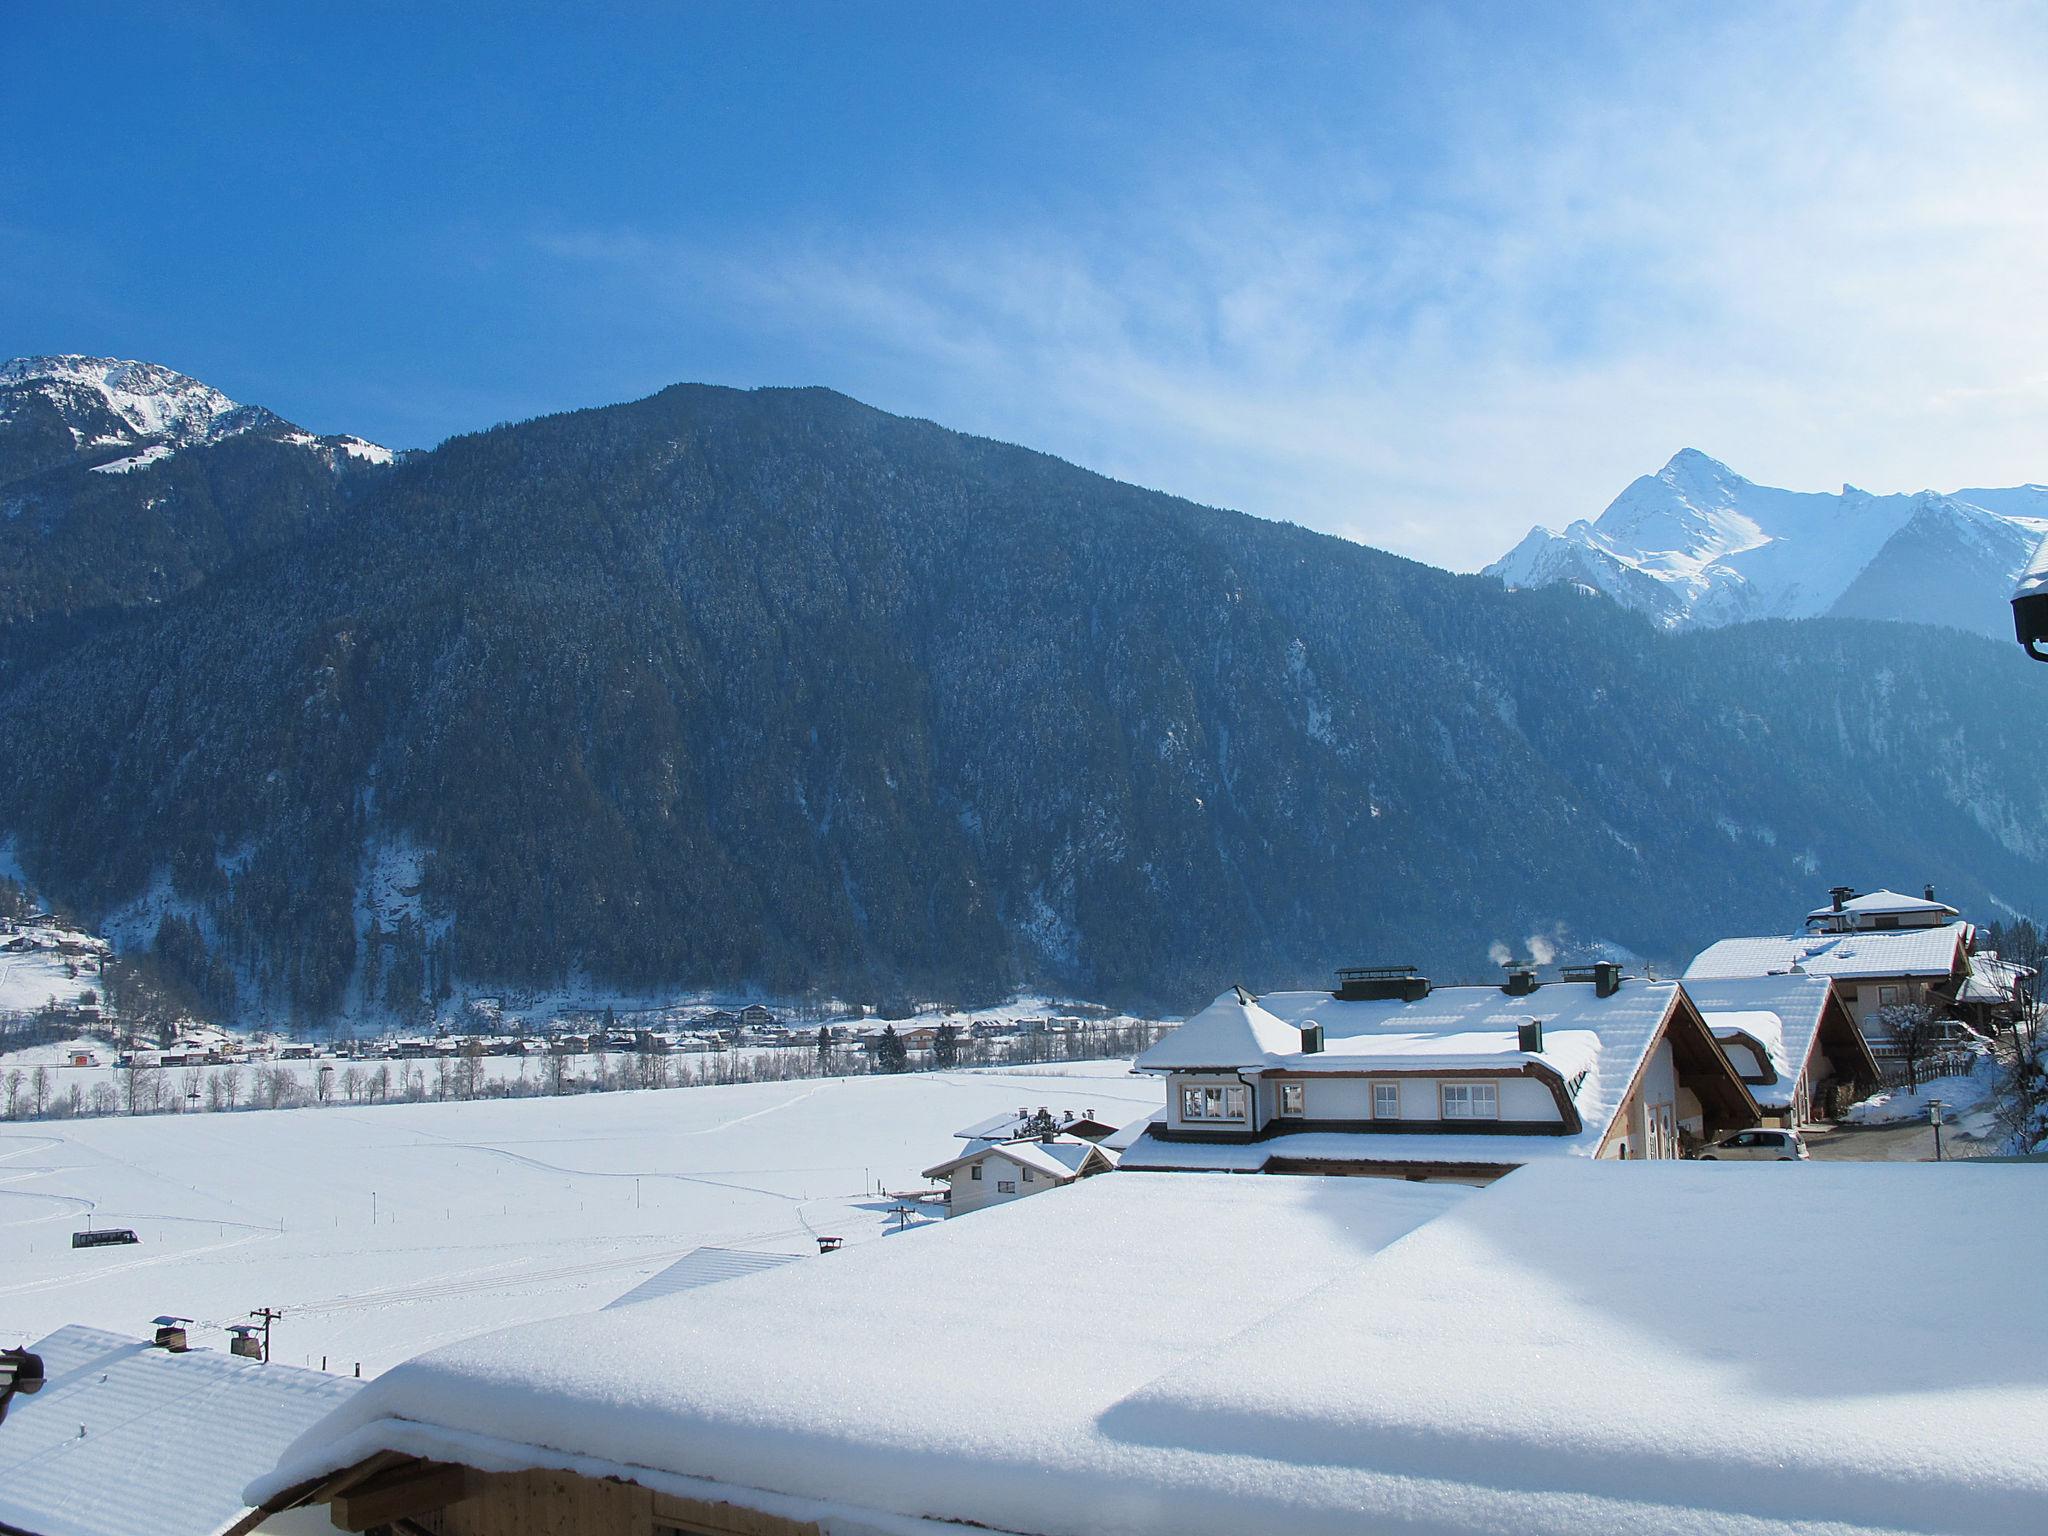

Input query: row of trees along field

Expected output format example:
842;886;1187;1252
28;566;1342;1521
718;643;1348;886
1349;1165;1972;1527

0;1019;1170;1121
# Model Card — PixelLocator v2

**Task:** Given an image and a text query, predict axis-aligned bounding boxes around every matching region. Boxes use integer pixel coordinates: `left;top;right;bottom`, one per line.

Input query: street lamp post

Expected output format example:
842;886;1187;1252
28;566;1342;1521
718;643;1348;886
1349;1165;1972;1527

1928;1097;1945;1163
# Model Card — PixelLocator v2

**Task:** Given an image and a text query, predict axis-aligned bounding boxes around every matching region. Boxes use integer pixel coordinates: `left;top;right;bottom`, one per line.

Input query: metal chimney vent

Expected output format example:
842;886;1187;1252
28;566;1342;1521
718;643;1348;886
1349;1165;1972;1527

1334;965;1431;1002
1299;1022;1325;1055
1517;1019;1544;1053
1502;967;1539;997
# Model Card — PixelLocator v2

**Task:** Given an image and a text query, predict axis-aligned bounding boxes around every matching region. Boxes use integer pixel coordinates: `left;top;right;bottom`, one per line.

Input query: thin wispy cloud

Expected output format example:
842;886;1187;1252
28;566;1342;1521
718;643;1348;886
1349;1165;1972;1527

535;3;2048;570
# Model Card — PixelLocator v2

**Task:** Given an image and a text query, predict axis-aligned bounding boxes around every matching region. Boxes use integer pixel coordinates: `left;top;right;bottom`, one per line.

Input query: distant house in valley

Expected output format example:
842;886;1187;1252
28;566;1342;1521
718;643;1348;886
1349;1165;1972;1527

737;1003;778;1031
0;1323;361;1536
1684;973;1882;1126
1120;964;1758;1181
921;1133;1118;1215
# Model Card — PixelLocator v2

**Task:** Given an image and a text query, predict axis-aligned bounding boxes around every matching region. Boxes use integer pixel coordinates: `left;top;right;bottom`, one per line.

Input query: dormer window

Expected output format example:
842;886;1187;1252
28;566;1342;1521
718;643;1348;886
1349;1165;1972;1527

1181;1083;1248;1120
1441;1082;1499;1120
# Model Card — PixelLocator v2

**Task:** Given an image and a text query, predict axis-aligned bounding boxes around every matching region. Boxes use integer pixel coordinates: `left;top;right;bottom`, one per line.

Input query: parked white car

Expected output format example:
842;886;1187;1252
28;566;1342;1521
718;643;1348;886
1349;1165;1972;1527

1697;1128;1808;1161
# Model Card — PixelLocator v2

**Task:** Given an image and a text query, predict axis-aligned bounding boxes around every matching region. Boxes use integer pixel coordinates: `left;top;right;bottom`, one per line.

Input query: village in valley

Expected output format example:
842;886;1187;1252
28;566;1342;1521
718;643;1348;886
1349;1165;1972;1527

11;8;2048;1534
3;874;2045;1536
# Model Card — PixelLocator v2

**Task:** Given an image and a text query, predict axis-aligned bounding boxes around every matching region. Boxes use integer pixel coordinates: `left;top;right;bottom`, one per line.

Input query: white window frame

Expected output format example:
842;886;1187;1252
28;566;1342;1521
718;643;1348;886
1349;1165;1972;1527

1440;1082;1499;1120
996;1179;1017;1194
1181;1081;1249;1121
1021;1166;1035;1183
1878;985;1901;1006
970;1163;982;1181
1279;1081;1305;1117
1372;1081;1401;1120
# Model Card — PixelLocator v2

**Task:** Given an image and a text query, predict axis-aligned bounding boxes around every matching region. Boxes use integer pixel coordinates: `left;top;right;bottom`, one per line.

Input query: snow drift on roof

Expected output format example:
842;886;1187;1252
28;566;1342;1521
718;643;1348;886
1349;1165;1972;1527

251;1173;1465;1527
253;1163;2048;1536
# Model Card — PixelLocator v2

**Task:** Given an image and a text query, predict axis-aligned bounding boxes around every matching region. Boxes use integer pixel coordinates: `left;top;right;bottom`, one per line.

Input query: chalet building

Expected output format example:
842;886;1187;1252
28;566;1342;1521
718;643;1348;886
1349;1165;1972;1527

1684;920;1975;1051
1684;973;1881;1126
921;1132;1118;1216
1120;964;1758;1182
1806;885;1958;933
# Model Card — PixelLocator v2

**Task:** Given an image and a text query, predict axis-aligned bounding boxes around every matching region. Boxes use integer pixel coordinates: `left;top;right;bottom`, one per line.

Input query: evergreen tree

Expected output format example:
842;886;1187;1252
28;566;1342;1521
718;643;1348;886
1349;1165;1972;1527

876;1025;908;1074
933;1021;959;1067
815;1027;831;1071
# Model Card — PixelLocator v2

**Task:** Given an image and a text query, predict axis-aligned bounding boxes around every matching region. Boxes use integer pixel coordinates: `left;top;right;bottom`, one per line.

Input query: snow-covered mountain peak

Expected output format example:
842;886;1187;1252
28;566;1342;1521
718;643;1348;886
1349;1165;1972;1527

0;353;393;484
1486;454;2048;641
0;354;267;449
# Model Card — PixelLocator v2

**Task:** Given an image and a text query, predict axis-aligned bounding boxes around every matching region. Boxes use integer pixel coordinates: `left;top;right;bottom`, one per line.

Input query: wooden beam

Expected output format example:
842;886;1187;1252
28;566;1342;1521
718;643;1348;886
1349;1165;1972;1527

331;1459;473;1532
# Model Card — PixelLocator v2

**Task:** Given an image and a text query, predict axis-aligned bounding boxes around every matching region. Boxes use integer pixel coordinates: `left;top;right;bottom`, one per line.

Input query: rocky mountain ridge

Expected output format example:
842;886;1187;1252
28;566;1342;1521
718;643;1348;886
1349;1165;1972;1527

1487;449;2048;639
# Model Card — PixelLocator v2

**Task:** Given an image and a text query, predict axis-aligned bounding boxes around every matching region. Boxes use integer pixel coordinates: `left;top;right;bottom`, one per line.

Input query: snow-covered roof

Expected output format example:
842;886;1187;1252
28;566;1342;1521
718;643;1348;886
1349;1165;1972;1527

1806;888;1959;922
1127;979;1686;1168
2;1325;362;1536
1131;986;1306;1068
250;1163;2048;1536
952;1107;1121;1142
2017;529;2048;597
921;1134;1112;1182
602;1247;803;1310
1684;972;1844;1108
1685;921;1970;981
1702;1007;1788;1074
1958;953;2035;1004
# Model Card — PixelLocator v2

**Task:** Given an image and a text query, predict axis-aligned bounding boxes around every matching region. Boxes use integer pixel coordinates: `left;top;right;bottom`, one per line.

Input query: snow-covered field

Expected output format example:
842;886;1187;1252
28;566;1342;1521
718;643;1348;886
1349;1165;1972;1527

0;1061;1161;1375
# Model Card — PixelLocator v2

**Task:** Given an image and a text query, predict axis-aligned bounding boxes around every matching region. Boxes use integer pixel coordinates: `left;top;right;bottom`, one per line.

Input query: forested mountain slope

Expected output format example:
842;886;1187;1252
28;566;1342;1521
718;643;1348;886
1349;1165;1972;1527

3;382;2044;1018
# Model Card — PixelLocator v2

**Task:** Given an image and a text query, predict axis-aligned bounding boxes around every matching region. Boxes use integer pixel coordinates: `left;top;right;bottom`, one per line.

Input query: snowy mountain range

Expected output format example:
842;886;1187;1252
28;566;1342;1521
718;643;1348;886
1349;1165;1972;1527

4;364;2048;1020
1486;449;2048;640
0;354;389;485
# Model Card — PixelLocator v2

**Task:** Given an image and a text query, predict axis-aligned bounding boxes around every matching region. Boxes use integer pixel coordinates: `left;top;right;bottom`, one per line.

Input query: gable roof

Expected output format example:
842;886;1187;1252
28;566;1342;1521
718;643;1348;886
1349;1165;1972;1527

1685;921;1970;982
921;1134;1115;1182
1;1325;362;1536
1686;973;1881;1109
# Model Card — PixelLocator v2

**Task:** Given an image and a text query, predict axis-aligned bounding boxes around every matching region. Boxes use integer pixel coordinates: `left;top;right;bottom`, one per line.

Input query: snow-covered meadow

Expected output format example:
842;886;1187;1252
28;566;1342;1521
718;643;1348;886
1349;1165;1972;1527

0;1061;1161;1375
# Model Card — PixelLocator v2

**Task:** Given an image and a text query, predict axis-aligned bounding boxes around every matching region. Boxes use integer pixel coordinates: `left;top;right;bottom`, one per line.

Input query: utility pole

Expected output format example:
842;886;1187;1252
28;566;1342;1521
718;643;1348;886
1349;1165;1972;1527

250;1306;283;1363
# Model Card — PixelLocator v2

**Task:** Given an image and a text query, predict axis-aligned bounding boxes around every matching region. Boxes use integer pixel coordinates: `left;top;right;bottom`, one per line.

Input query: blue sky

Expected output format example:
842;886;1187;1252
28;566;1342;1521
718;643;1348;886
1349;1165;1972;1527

6;2;2045;569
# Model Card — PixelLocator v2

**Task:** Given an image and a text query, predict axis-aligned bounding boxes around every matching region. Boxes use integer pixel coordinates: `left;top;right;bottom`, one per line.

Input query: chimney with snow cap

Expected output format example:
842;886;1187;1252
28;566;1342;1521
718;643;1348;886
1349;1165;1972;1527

1925;884;1937;901
1502;965;1539;997
1299;1022;1324;1055
1517;1020;1544;1053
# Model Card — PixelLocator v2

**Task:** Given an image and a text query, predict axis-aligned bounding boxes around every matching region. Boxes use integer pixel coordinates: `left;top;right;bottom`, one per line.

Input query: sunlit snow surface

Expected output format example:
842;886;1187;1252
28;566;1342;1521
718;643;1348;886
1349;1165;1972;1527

0;1062;1161;1376
264;1161;2048;1536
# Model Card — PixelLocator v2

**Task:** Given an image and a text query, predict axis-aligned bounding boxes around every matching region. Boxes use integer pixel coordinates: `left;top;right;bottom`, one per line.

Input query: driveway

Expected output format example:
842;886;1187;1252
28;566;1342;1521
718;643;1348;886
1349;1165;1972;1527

1804;1120;1995;1162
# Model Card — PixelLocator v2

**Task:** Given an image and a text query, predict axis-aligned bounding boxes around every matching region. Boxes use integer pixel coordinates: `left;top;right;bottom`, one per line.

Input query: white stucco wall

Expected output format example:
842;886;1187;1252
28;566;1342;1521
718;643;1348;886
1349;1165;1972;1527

948;1153;1061;1216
